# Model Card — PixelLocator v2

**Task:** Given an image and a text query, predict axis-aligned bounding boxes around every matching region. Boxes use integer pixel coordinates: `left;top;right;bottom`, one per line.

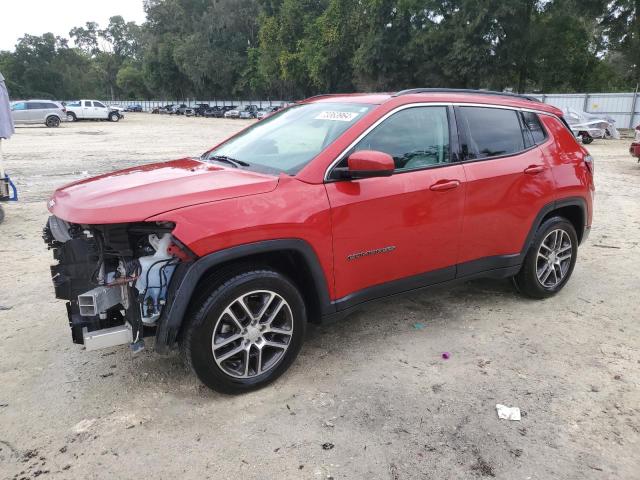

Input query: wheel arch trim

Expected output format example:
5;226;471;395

154;238;334;353
523;196;588;252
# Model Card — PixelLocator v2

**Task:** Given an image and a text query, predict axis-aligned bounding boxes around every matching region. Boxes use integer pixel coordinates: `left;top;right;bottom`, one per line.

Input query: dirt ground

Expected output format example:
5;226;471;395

0;114;638;480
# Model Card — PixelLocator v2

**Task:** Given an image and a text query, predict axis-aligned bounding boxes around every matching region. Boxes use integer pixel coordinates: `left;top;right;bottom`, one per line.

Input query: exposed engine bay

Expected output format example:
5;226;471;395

43;216;192;352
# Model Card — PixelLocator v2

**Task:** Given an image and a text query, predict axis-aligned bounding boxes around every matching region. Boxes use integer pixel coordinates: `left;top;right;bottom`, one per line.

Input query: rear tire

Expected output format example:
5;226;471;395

66;112;77;122
514;216;578;299
181;270;306;394
46;116;60;128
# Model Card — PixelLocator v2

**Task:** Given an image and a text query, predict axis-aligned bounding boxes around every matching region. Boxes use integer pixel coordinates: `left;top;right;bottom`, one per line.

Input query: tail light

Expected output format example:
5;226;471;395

584;154;594;174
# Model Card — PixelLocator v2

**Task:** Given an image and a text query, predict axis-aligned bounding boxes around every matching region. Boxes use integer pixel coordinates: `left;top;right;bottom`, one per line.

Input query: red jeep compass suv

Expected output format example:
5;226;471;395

44;89;594;393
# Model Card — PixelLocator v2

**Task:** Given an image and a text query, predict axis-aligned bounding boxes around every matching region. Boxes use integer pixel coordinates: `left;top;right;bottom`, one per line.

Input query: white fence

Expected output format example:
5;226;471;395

103;99;287;112
105;92;640;128
527;92;639;128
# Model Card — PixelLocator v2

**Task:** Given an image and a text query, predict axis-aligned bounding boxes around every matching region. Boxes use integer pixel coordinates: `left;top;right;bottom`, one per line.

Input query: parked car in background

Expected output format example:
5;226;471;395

225;105;259;119
239;105;260;119
209;106;236;118
66;100;123;122
43;89;594;393
194;104;210;116
157;104;174;114
204;106;223;118
170;104;193;115
10;100;66;127
256;105;282;120
125;104;143;112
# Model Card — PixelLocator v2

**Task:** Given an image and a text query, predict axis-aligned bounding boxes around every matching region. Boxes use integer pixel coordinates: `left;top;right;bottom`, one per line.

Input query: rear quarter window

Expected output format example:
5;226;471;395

522;111;547;144
458;107;525;160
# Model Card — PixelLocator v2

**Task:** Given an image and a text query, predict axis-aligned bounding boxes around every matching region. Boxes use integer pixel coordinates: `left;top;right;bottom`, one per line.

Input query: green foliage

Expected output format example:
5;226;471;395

0;0;638;101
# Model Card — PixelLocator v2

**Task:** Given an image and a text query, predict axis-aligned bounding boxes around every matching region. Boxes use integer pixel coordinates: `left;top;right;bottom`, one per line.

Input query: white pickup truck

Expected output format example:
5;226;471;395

65;100;123;122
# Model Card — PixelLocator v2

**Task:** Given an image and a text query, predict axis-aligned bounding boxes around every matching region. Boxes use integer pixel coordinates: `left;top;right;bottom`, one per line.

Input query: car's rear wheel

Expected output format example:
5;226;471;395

514;216;578;299
109;112;120;122
181;270;306;394
66;112;77;122
45;116;60;128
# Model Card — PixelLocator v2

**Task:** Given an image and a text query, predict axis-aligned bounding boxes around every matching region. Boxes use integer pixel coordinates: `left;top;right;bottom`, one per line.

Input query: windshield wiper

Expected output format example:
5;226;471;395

208;155;250;168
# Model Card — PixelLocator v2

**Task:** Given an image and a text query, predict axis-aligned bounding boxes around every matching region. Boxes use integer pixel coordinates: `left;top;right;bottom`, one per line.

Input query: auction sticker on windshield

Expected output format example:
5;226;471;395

315;111;360;122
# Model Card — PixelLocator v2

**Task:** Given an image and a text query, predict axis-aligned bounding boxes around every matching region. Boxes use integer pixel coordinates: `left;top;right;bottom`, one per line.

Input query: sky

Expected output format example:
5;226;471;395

0;0;147;51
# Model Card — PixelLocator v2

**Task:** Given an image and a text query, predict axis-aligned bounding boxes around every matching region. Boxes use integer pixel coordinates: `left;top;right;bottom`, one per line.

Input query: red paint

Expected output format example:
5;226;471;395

630;142;640;158
49;158;278;224
325;165;465;298
347;150;394;172
48;91;593;303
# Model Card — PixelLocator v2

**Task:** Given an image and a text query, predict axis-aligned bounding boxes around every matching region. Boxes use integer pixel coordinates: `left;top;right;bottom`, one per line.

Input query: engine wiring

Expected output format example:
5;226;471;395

140;258;180;313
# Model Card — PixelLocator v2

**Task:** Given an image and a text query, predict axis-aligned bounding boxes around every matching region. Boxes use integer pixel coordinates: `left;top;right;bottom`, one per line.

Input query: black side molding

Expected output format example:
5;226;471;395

154;239;333;354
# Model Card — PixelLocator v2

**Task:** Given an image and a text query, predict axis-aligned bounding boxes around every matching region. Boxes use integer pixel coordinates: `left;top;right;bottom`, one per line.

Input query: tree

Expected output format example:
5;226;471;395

70;16;142;99
2;0;639;101
602;0;640;86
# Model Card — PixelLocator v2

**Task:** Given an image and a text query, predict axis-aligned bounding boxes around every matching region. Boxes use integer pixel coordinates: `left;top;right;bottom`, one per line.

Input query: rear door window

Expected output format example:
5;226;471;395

458;107;525;160
27;102;44;110
84;101;91;107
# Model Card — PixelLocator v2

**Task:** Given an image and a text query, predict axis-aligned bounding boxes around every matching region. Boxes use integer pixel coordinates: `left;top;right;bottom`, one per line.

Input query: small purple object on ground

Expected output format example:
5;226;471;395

441;352;450;360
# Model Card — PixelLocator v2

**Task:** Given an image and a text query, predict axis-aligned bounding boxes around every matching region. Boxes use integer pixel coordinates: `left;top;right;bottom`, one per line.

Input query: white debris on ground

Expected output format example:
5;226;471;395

496;404;521;421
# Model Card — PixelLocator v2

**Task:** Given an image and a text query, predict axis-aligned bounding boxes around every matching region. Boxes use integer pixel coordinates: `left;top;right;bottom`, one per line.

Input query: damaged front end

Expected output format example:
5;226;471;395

43;216;193;352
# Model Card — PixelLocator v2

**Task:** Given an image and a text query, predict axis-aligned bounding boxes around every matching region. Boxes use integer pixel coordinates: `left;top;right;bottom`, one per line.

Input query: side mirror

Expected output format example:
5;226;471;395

333;150;394;180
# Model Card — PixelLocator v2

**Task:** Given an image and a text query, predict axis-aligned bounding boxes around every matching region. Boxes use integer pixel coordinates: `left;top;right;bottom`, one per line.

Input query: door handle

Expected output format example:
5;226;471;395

524;165;545;175
429;180;461;191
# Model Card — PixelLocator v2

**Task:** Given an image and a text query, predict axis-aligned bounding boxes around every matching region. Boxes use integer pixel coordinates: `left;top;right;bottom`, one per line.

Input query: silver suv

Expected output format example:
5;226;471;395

11;100;66;127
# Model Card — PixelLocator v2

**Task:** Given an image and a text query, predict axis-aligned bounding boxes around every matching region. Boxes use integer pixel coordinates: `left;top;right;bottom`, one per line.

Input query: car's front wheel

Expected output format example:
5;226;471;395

181;270;306;394
109;112;120;122
514;216;578;299
45;116;60;128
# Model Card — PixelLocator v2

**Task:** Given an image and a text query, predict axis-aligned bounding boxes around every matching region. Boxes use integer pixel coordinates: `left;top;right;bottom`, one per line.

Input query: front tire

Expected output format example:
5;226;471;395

514;216;578;299
45;116;60;128
181;270;306;394
109;112;120;122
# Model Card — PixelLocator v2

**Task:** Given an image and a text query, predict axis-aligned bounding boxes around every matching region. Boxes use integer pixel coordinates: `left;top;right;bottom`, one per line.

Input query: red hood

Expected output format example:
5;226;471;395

48;158;279;224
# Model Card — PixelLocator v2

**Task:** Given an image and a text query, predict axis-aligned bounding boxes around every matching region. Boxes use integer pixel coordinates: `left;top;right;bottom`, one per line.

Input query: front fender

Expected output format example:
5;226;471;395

154;239;334;354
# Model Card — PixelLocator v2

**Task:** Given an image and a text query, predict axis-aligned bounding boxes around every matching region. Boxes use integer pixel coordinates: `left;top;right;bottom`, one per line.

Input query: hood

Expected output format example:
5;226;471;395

48;158;279;224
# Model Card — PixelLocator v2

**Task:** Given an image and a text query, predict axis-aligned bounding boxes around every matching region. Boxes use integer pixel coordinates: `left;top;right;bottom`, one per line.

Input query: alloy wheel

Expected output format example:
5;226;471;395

212;290;293;378
536;229;573;288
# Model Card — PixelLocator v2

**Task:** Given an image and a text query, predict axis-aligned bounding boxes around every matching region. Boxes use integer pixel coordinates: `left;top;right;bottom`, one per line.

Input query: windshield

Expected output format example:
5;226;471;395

205;102;373;175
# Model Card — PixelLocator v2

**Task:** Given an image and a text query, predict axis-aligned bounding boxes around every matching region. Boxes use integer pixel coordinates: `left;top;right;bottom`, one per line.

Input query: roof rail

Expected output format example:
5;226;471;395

393;88;541;103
